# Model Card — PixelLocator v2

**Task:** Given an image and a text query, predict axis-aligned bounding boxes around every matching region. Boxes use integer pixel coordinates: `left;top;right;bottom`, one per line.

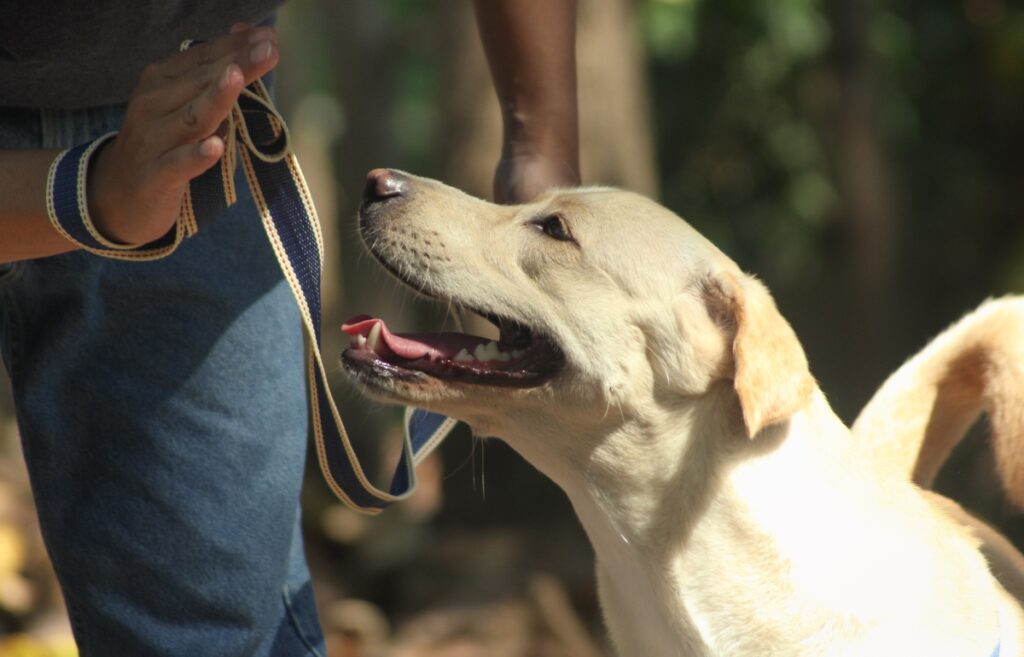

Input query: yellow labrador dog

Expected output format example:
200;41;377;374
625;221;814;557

342;169;1024;657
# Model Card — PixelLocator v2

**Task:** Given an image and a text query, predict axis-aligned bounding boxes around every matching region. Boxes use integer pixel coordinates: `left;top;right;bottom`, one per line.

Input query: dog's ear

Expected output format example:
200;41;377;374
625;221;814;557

703;272;815;438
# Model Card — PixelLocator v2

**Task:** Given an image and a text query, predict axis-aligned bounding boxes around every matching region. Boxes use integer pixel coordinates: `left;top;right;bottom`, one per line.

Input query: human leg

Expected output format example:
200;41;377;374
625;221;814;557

0;105;324;656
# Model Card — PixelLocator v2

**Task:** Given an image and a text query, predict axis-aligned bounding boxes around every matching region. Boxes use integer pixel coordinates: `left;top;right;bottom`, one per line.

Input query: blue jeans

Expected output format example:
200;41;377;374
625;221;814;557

0;106;325;656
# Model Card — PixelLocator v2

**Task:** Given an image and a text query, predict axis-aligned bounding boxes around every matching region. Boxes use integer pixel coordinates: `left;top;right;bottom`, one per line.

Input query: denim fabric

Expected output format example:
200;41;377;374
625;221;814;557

0;106;325;656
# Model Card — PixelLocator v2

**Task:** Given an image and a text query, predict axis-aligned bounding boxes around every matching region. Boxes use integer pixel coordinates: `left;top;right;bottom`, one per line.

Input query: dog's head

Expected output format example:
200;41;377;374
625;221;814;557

342;170;814;444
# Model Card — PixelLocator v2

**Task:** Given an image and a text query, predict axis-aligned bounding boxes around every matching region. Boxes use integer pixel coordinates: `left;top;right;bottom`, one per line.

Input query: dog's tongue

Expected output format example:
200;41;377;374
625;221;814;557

342;315;489;360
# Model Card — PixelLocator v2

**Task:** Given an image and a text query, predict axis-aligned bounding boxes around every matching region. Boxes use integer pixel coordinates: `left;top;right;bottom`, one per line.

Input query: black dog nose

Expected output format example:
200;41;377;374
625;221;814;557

363;168;409;204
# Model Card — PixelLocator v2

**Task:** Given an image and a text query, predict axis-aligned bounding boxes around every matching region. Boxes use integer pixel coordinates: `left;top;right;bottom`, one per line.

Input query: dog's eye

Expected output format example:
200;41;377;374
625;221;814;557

531;214;574;243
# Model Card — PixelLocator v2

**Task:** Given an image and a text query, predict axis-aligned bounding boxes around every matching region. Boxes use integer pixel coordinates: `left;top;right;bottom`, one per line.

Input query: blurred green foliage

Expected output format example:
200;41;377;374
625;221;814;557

641;0;1023;300
642;0;835;278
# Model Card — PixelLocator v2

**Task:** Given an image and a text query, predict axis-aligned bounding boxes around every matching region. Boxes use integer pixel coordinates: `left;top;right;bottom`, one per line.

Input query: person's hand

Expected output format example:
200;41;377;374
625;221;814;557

87;24;279;245
493;149;581;205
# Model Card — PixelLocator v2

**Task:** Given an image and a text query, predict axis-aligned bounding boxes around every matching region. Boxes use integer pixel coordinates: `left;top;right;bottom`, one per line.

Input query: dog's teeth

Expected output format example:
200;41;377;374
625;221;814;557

472;341;504;362
356;334;367;348
454;348;473;362
367;323;382;352
496;351;511;362
511;349;524;358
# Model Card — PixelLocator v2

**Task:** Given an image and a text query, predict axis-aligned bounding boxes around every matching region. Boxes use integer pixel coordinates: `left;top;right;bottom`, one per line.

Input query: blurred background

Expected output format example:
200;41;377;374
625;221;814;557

2;0;1024;654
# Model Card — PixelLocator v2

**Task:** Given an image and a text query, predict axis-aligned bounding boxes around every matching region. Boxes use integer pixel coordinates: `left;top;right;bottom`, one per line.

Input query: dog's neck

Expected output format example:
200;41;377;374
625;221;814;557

501;384;854;657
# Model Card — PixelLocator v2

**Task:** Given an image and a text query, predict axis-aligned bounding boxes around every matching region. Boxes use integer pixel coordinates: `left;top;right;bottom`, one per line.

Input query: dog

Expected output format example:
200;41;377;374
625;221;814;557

341;168;1024;657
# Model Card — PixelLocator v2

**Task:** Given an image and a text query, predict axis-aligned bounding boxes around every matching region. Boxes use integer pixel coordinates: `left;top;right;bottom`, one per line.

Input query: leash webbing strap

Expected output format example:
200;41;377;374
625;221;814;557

46;134;194;260
46;45;458;514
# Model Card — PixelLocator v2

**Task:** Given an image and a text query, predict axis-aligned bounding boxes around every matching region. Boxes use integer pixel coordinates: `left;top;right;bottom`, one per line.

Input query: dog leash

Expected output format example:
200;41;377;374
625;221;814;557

45;42;458;514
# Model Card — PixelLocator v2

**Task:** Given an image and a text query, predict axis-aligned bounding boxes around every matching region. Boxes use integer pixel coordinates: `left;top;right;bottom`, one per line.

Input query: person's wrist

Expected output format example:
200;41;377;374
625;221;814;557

493;149;580;204
503;110;577;155
47;132;183;258
502;122;578;184
499;141;580;188
85;139;137;246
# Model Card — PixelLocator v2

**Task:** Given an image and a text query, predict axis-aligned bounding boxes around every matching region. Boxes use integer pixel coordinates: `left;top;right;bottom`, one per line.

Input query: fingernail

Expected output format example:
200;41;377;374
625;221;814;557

250;41;274;64
218;65;241;90
248;28;274;44
200;137;222;158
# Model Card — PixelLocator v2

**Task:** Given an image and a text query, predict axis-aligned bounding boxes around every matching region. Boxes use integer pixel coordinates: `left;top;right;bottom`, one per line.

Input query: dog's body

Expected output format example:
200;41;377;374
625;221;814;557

343;170;1024;656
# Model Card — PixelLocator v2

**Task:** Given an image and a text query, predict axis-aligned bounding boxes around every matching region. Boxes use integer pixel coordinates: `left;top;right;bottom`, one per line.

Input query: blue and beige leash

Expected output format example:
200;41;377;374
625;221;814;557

45;42;457;514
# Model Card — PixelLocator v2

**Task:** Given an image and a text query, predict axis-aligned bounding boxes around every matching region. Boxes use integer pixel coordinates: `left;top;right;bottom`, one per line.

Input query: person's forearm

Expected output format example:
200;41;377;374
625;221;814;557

0;149;79;264
474;0;579;174
1;26;279;265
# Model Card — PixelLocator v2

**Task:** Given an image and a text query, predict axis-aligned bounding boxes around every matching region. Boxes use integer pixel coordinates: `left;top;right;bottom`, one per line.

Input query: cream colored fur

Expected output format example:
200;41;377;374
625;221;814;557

853;297;1024;497
346;173;1024;657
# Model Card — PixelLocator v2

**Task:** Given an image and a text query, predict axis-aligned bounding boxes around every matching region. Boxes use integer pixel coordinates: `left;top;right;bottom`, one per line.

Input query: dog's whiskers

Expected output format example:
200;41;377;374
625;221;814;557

452;303;467;334
445;434;477;482
469;432;487;500
479;438;486;501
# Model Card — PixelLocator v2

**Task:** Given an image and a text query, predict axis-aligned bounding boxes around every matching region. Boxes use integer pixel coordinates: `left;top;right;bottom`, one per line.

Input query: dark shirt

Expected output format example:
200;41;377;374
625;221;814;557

0;1;284;109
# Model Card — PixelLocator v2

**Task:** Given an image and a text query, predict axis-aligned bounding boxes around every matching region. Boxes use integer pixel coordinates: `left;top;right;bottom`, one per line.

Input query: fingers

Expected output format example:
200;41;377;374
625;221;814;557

164;63;245;144
134;26;278;110
155;26;277;82
156;136;226;186
130;27;279;156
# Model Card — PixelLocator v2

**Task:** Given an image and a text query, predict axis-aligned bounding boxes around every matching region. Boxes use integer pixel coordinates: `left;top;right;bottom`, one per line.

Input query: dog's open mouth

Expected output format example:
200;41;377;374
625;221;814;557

341;311;564;387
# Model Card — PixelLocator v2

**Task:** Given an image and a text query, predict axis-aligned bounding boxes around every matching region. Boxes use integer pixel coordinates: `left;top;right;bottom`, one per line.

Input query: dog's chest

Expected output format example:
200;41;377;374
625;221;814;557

594;548;709;656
